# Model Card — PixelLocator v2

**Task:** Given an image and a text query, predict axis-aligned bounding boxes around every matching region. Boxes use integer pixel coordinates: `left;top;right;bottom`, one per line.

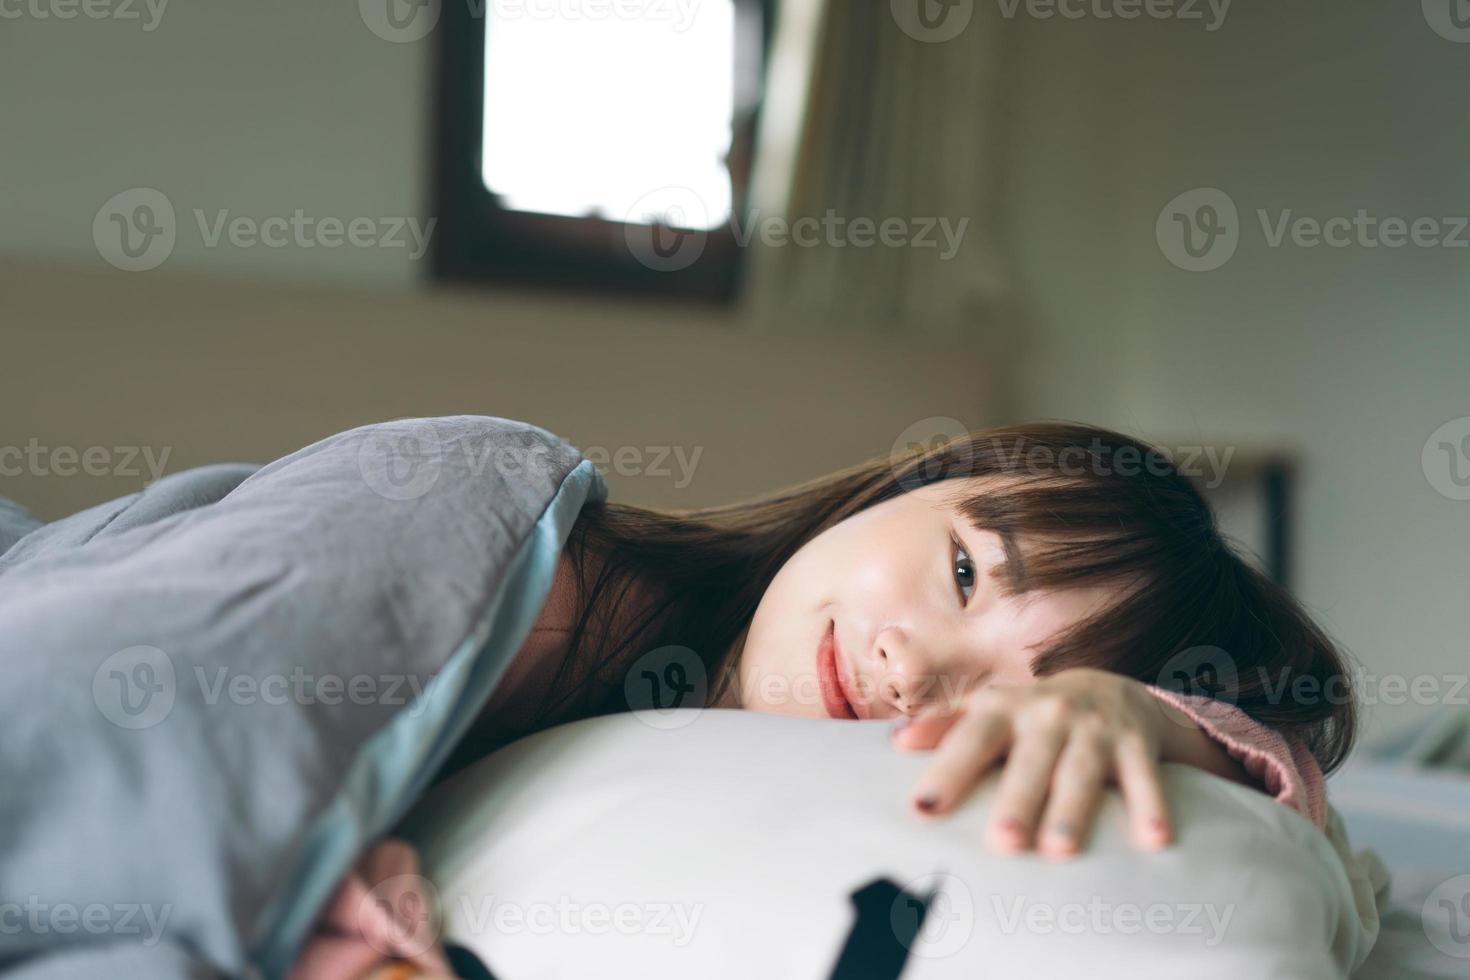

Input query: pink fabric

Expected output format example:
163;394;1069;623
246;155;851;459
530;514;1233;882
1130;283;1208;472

1145;686;1328;829
286;839;453;980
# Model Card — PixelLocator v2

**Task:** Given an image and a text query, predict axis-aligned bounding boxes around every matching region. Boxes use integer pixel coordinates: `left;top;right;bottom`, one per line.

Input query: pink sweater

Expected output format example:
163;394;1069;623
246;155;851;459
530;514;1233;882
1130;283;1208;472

289;554;1329;979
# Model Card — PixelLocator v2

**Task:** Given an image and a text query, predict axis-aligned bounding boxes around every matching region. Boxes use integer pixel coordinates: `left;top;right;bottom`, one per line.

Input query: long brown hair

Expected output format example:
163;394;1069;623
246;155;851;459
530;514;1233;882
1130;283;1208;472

535;422;1357;772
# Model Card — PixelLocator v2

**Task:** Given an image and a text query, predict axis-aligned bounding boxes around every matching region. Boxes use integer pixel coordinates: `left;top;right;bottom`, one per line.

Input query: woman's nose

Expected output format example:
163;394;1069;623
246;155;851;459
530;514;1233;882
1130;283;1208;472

874;627;952;715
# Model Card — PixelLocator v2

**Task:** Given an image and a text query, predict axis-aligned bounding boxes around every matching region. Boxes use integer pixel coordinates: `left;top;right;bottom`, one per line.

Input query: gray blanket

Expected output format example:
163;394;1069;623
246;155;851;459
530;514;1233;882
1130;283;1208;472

0;416;605;979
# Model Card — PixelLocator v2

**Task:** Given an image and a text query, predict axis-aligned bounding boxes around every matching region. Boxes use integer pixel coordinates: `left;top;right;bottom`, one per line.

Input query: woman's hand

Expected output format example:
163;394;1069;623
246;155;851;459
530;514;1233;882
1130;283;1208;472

891;667;1183;859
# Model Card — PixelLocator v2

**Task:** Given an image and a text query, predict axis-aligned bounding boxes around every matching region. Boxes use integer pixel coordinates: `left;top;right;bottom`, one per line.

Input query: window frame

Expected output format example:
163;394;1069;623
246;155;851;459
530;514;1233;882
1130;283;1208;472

428;0;774;304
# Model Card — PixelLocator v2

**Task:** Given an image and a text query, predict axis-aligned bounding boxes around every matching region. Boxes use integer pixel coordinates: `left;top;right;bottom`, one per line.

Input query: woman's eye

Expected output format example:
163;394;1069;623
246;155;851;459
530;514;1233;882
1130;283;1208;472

952;537;977;604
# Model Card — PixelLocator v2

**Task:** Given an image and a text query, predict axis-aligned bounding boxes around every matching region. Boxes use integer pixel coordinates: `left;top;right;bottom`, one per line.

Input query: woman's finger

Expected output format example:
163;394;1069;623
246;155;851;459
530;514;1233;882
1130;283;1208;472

986;722;1068;853
1115;734;1171;850
890;705;965;751
1036;733;1110;859
907;708;1012;815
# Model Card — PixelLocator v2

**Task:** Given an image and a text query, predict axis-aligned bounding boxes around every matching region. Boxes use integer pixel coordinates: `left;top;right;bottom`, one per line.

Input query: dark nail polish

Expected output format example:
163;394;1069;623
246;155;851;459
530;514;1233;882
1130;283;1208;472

915;792;940;813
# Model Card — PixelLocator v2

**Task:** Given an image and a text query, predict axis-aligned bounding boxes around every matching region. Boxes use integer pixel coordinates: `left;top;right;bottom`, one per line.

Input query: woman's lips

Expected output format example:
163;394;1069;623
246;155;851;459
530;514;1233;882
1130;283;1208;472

833;631;871;720
817;620;858;719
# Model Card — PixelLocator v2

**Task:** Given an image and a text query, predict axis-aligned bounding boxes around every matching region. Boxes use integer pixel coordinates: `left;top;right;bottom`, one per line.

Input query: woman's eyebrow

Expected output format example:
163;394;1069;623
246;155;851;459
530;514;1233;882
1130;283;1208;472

994;529;1028;593
957;515;1028;593
970;525;1029;593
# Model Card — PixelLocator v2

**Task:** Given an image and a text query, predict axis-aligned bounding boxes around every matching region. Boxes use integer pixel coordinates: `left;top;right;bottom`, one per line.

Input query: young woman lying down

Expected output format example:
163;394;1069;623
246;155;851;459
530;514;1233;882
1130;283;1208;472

289;422;1354;980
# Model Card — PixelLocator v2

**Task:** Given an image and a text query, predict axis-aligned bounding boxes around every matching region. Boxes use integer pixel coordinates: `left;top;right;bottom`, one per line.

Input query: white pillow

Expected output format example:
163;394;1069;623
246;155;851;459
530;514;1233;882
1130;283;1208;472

401;709;1377;980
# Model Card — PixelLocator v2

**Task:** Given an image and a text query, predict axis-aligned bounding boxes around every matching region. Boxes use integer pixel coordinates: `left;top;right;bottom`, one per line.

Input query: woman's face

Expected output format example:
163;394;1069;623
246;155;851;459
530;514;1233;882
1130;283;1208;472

726;477;1121;720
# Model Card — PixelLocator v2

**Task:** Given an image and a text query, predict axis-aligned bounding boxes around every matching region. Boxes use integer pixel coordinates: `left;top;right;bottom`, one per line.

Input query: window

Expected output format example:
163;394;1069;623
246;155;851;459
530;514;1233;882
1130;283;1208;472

431;0;771;303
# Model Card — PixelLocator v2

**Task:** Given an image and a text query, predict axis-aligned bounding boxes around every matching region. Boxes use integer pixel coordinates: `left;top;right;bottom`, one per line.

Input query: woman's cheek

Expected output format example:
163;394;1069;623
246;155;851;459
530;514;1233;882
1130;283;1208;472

739;655;822;716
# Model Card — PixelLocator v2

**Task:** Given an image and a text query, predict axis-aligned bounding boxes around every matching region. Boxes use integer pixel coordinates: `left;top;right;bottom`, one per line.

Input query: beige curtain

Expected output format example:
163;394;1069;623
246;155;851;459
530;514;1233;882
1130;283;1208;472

743;0;1011;339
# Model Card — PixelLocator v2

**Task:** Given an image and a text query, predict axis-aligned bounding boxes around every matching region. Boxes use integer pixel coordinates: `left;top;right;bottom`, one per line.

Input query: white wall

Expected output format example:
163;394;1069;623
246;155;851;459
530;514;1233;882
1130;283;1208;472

0;0;430;285
997;1;1470;744
0;2;995;525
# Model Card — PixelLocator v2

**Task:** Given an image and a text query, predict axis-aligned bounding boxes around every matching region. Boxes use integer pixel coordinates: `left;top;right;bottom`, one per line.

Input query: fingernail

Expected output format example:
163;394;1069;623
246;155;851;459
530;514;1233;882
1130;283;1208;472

1141;818;1171;848
996;816;1026;840
1048;822;1075;841
915;791;940;813
989;817;1028;851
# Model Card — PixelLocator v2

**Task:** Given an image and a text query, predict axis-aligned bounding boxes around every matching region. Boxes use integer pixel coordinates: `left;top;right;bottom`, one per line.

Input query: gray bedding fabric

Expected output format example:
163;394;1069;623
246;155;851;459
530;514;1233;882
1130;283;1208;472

0;416;606;980
0;496;42;556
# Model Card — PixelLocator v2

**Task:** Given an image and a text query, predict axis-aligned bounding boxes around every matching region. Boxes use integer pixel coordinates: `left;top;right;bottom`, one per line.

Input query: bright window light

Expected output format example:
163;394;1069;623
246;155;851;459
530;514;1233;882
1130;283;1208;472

481;3;736;231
